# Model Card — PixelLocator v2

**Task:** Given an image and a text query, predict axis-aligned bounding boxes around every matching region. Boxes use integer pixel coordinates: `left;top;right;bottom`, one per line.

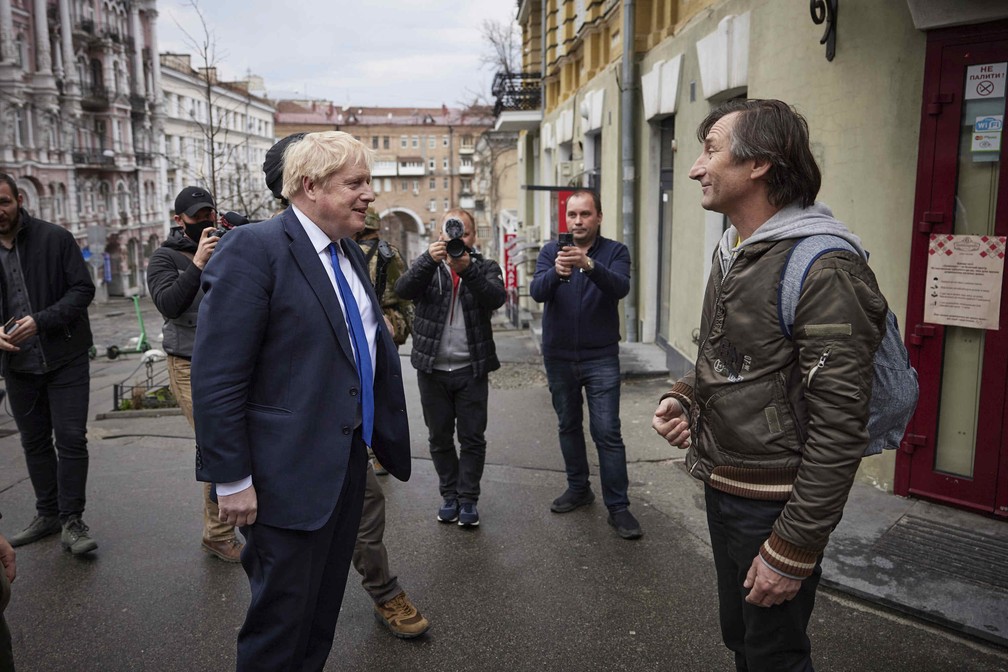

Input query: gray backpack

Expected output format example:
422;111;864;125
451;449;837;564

778;235;919;456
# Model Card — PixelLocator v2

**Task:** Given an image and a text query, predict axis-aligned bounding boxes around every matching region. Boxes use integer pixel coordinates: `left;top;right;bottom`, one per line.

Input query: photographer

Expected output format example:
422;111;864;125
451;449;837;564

146;186;243;563
395;209;505;528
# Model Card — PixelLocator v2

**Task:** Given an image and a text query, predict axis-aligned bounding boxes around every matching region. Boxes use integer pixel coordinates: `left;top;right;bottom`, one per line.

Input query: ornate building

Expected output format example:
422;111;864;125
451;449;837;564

274;102;510;265
0;0;164;296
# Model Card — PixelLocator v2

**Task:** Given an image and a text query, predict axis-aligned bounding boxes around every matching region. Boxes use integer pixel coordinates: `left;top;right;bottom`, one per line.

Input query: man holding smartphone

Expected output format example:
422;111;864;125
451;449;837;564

0;173;97;555
529;190;642;540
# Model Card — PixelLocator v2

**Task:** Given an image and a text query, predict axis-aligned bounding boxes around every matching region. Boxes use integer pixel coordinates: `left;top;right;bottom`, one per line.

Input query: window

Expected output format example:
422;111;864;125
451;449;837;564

373;180;381;193
412;135;419;148
428;199;437;212
442;158;449;170
443;199;449;211
443;177;449;189
429;178;436;190
384;178;392;191
400;136;408;148
428;136;436;149
461;178;472;192
383;136;390;149
400;180;408;191
428;159;435;171
412;180;419;191
461;134;474;147
443;136;449;147
372;136;379;149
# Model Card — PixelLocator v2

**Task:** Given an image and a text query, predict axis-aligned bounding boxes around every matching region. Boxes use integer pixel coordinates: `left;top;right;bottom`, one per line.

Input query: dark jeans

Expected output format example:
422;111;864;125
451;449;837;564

5;352;90;521
544;355;629;511
416;368;488;504
705;485;822;672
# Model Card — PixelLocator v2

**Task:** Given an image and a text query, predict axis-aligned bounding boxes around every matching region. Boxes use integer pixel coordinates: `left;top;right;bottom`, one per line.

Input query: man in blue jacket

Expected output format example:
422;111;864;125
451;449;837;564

530;190;642;539
0;173;97;555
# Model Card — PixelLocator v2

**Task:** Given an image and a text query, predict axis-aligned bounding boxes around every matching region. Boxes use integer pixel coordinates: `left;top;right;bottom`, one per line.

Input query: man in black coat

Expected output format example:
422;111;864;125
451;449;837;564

0;173;97;556
395;209;505;528
147;186;243;563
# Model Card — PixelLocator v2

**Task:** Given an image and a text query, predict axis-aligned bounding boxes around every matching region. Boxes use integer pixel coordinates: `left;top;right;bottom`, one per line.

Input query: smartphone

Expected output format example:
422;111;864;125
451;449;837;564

557;232;574;249
3;316;18;334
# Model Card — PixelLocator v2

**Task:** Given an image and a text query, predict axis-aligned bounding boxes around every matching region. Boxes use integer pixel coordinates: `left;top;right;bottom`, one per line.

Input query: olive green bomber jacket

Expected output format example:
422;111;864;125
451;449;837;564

665;237;887;579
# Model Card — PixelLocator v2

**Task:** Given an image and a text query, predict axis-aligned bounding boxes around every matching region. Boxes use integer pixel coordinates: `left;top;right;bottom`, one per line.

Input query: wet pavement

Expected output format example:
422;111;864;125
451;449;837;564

0;295;1005;671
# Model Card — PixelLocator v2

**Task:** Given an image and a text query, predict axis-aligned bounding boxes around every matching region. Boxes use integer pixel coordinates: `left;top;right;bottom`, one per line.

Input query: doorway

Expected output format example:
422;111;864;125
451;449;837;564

897;21;1008;519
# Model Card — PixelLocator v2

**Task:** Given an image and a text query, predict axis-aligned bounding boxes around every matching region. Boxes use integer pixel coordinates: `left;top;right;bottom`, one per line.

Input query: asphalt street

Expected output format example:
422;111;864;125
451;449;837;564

0;296;1005;671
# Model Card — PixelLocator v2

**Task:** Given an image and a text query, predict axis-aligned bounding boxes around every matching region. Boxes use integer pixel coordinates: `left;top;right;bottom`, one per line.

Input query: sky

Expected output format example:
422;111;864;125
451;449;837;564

156;0;519;108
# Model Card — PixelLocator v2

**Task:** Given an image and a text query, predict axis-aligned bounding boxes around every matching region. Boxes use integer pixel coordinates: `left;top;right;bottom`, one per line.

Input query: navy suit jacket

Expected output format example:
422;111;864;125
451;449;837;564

191;207;411;531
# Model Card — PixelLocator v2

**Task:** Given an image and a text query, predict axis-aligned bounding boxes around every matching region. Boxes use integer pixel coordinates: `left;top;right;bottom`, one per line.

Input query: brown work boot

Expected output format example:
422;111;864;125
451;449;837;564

201;538;244;563
373;591;430;639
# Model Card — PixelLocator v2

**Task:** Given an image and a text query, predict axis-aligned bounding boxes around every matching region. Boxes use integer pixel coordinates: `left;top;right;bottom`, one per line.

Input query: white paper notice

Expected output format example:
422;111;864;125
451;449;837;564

925;235;1007;330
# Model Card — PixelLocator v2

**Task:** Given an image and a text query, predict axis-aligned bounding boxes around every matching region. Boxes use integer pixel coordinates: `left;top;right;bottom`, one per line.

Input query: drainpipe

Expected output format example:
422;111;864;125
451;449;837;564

621;0;638;342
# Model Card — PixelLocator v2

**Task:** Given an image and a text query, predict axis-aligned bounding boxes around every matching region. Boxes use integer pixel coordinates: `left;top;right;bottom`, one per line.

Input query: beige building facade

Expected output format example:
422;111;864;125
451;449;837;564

275;102;515;266
497;0;1008;516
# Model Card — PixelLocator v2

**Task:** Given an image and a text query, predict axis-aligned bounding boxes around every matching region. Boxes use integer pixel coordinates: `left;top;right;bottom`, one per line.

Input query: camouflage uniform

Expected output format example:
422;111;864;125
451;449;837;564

357;233;413;346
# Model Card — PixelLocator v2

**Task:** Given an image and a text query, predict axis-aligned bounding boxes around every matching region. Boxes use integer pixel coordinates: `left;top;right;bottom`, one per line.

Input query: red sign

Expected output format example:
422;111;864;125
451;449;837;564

503;232;517;291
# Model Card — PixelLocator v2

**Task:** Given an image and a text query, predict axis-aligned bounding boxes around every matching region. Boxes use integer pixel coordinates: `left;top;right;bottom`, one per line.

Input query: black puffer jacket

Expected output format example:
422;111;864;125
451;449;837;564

395;250;505;378
0;209;94;375
147;228;202;358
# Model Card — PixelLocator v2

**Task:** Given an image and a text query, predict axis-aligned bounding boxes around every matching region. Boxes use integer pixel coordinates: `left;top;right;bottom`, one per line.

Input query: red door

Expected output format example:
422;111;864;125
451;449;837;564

897;22;1008;518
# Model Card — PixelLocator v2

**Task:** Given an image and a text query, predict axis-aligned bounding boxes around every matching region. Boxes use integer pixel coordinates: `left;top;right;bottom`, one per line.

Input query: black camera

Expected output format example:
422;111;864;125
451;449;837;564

209;212;250;238
443;217;468;259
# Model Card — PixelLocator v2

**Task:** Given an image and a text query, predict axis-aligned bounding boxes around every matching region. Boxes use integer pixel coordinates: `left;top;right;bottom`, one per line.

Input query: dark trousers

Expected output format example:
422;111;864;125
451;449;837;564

236;437;368;672
351;462;402;605
5;353;90;521
417;368;488;504
544;355;630;511
705;485;821;672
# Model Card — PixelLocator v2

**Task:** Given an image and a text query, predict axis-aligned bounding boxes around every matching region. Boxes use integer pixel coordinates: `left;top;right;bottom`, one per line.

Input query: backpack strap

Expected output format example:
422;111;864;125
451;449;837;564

778;235;857;339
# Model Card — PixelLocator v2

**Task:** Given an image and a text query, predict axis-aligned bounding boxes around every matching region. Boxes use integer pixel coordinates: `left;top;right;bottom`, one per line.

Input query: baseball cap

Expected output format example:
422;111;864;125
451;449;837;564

174;187;216;218
263;133;307;200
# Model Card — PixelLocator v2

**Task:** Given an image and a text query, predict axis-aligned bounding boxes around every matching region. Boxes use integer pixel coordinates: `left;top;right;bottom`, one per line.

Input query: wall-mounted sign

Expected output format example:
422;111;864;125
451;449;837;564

965;62;1006;100
924;234;1006;330
973;114;1003;153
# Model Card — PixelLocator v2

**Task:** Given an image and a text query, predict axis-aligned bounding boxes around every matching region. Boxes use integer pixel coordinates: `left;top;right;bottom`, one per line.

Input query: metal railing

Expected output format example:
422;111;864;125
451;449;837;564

491;71;542;117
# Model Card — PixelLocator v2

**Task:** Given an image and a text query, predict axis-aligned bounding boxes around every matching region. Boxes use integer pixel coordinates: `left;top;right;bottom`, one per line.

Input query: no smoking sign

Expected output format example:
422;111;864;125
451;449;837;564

966;62;1006;100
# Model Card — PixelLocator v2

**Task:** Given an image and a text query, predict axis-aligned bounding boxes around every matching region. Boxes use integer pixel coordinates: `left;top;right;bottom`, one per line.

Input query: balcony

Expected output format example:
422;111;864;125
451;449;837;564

80;85;110;110
458;162;475;175
372;160;397;177
134;152;155;167
72;150;115;167
398;159;426;177
492;71;543;132
76;19;95;35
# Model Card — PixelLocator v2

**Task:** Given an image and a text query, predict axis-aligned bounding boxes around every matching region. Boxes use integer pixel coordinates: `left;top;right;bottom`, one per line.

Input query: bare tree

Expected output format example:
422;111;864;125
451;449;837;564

461;18;522;108
173;0;271;220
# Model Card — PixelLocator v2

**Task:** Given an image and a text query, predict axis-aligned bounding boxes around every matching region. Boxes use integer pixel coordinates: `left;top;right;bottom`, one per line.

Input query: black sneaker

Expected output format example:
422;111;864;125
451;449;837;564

607;509;643;540
61;516;98;555
9;514;61;547
550;488;596;513
437;498;459;523
457;502;479;527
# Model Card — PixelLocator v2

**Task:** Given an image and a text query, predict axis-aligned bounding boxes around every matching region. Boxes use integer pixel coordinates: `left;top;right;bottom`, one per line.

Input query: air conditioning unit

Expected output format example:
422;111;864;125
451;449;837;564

556;161;583;186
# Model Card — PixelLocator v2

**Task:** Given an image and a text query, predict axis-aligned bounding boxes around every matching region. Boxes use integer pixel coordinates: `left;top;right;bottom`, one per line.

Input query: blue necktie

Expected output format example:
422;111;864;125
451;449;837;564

328;243;374;447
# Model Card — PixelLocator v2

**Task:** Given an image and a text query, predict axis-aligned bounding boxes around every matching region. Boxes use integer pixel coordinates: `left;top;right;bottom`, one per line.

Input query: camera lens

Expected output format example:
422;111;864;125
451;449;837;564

443;217;465;240
446;238;467;258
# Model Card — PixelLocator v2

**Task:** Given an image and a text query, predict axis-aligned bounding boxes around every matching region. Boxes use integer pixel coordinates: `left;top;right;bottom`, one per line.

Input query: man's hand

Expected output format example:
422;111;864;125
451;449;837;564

0;534;16;584
447;250;471;274
192;226;220;270
557;245;591;272
0;315;37;349
554;248;574;279
217;485;258;527
428;240;448;264
652;397;691;448
743;556;801;607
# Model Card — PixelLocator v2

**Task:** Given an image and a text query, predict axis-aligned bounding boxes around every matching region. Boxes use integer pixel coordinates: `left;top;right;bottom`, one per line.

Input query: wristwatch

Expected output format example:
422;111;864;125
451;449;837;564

583;257;595;274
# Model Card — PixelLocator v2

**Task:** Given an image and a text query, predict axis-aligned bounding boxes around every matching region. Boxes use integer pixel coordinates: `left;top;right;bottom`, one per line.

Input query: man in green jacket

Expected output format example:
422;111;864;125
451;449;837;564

652;99;887;671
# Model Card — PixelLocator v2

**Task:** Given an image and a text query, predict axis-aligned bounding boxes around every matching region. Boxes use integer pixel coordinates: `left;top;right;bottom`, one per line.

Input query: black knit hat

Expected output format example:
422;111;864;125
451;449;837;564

263;132;307;200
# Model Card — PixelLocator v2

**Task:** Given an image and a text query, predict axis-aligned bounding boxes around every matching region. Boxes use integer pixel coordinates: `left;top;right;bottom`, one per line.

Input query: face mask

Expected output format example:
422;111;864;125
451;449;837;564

184;220;214;241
